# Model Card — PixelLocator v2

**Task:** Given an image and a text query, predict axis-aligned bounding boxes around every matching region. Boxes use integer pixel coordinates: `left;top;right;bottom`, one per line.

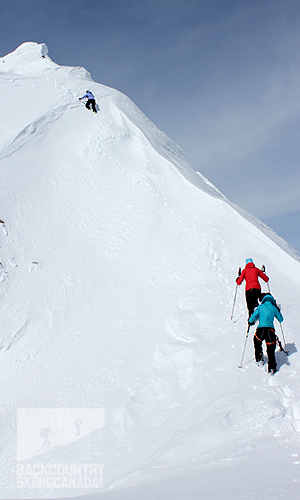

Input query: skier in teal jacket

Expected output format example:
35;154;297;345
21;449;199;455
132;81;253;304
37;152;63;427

249;294;284;374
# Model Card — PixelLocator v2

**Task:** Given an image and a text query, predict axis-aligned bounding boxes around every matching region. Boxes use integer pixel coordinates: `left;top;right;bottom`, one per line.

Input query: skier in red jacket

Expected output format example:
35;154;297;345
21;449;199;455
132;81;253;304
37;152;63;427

236;258;269;318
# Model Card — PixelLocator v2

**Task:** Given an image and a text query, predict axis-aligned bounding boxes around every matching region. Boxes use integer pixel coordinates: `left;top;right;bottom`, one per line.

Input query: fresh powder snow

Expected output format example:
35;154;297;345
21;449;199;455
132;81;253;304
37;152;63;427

0;42;300;500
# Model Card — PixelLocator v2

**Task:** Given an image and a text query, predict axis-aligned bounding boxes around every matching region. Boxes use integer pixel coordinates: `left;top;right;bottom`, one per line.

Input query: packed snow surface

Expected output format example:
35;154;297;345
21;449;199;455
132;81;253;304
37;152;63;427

0;42;300;500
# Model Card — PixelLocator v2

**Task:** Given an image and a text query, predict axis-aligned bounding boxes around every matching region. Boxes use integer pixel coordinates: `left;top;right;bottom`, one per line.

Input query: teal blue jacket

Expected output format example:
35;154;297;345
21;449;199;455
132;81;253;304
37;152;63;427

249;295;284;329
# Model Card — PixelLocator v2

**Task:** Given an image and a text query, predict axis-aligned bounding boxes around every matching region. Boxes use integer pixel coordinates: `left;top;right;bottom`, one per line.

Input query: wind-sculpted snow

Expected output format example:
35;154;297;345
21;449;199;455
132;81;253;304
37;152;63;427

0;104;71;160
106;88;300;262
0;43;299;500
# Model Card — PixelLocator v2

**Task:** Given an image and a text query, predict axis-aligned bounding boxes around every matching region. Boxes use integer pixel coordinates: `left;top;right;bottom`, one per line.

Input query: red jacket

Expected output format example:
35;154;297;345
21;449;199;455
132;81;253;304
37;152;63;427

236;262;269;290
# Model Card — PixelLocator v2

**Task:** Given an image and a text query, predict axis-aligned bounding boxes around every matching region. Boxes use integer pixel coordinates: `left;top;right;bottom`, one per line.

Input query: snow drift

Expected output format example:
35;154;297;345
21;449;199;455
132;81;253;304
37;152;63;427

0;42;300;500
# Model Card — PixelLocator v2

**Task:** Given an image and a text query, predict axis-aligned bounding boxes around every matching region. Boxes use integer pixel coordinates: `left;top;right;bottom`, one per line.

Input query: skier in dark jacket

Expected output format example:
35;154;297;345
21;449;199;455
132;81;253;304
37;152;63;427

236;258;269;318
79;90;97;113
249;294;284;374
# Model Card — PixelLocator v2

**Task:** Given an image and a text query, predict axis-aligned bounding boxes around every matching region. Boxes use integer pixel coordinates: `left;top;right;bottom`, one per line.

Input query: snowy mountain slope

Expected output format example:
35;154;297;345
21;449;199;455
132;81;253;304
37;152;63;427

0;42;300;500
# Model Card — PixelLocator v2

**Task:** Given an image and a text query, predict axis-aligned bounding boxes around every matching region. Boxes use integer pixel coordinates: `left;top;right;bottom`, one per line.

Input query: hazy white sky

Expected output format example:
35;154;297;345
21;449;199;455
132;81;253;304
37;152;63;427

1;0;300;254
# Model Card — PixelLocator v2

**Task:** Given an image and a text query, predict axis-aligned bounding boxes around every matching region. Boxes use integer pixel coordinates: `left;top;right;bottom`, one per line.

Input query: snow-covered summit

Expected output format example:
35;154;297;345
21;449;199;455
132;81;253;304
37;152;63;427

0;42;52;73
1;41;92;82
0;44;300;500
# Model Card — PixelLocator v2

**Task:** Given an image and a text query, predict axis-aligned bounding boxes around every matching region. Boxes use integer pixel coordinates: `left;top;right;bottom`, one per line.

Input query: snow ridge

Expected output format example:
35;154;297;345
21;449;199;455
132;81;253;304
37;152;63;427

0;43;299;500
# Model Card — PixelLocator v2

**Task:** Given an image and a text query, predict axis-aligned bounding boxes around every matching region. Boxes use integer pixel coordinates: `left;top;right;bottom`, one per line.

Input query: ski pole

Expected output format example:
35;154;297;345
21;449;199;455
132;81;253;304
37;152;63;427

279;322;287;349
231;267;241;320
262;265;287;351
261;264;270;292
231;284;238;321
239;323;250;368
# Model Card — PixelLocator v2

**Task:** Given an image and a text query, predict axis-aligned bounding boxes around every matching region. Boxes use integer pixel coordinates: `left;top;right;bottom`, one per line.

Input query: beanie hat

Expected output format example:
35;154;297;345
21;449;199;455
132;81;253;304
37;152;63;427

245;258;253;265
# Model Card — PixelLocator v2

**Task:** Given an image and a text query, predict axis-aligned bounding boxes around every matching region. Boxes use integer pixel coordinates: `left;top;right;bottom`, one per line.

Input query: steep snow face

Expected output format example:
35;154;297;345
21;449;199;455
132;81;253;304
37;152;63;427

0;43;300;500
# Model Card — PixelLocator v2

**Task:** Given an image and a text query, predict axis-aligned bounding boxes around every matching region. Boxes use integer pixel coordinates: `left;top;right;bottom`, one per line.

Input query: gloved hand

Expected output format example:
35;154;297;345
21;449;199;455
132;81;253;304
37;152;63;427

235;267;241;282
248;321;254;326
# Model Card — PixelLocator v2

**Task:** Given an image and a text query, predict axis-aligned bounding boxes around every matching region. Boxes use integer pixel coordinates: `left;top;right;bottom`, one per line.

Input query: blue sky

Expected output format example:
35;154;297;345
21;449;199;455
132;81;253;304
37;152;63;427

1;0;300;255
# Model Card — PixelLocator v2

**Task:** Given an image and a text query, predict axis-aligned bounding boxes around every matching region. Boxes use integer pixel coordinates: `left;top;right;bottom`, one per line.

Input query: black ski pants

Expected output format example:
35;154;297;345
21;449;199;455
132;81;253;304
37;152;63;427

86;99;97;113
246;288;262;318
253;327;277;372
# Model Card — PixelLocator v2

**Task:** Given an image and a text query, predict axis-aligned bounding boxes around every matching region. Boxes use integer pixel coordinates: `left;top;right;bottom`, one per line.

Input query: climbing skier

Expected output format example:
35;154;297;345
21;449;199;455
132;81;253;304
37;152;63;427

248;293;284;374
236;258;269;317
79;90;97;113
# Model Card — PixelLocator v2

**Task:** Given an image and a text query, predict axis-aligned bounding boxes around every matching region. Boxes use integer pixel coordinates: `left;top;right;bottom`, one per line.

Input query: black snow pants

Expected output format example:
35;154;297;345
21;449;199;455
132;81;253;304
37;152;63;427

86;98;97;113
246;288;262;318
253;327;277;373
